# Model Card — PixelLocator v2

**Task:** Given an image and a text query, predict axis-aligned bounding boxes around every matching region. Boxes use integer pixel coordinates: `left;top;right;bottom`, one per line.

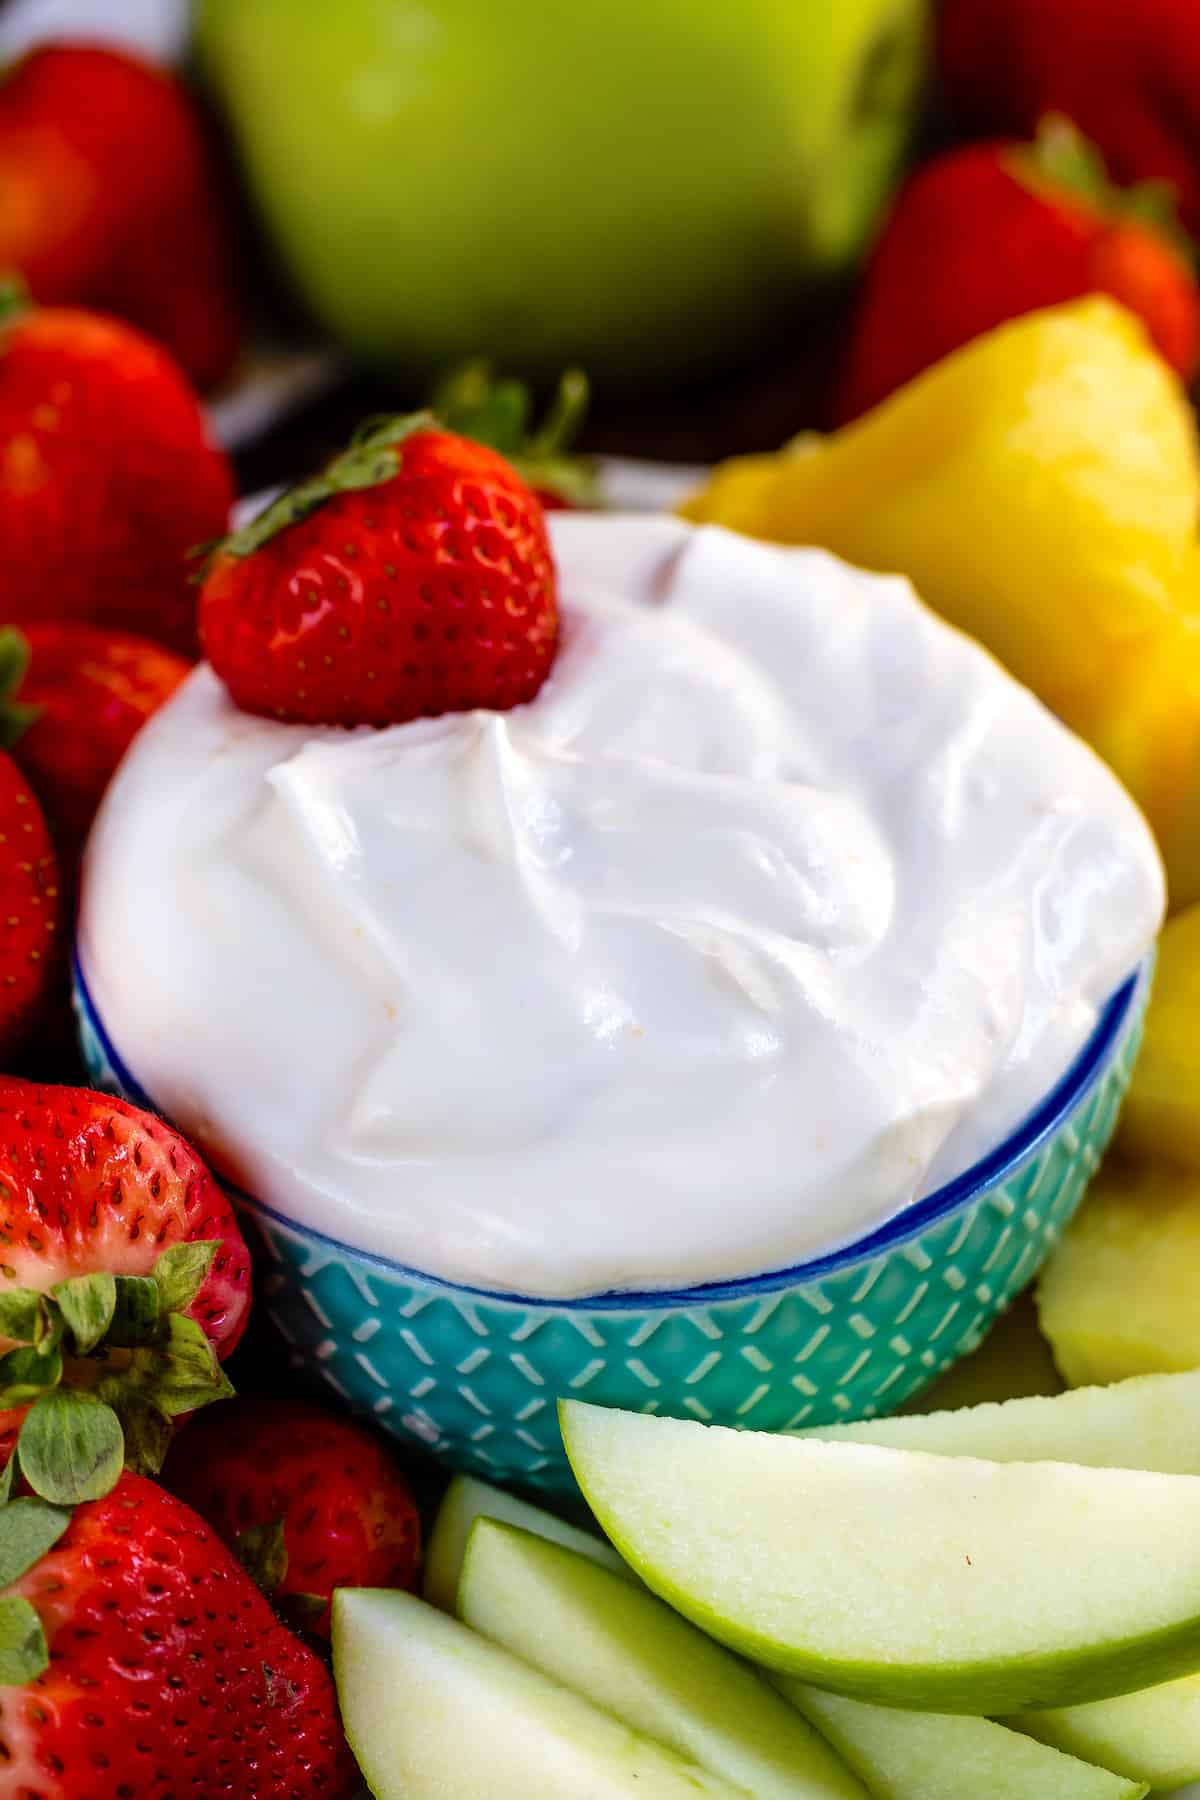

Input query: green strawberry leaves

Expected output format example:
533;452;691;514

0;1288;58;1353
233;1519;327;1631
0;626;40;751
0;1496;72;1586
0;274;30;328
0;1495;71;1684
431;362;598;506
115;1399;173;1479
1011;115;1197;264
153;1242;218;1314
0;1344;62;1409
0;1237;231;1689
0;1594;48;1684
108;1275;163;1348
52;1273;116;1357
0;1240;231;1507
434;362;533;454
235;1517;289;1592
18;1392;125;1506
217;411;436;559
104;1313;234;1423
212;363;598;568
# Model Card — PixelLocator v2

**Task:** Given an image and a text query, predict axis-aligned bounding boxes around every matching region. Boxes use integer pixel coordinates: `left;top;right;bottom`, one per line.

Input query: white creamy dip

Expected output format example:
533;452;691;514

78;516;1164;1297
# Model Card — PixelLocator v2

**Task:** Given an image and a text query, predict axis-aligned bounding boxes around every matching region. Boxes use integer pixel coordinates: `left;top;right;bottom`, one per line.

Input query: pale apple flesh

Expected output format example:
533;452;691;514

423;1472;628;1613
560;1400;1200;1714
778;1682;1148;1800
1006;1675;1200;1793
799;1369;1200;1473
331;1588;743;1799
458;1516;867;1800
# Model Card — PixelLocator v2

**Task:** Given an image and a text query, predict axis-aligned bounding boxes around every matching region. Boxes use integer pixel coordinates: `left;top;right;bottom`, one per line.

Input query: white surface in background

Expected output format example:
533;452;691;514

0;0;188;60
205;349;347;452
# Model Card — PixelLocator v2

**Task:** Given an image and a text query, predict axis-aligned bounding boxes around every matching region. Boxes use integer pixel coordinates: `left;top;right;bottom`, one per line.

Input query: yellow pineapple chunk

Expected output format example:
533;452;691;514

1120;904;1200;1167
682;298;1200;906
1037;1159;1200;1386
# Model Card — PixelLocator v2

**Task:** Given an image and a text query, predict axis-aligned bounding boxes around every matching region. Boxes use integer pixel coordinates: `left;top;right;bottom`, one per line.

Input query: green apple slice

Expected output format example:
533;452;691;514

776;1682;1147;1800
331;1588;743;1798
560;1400;1200;1713
424;1472;628;1612
796;1369;1200;1472
458;1517;867;1799
1005;1673;1200;1792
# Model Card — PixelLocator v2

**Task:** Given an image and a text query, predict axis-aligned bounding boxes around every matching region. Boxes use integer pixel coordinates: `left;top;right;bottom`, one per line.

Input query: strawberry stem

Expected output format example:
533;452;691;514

431;362;598;504
234;1516;288;1592
0;1242;230;1508
526;369;589;459
1009;114;1196;264
216;412;436;560
0;275;29;327
0;628;40;749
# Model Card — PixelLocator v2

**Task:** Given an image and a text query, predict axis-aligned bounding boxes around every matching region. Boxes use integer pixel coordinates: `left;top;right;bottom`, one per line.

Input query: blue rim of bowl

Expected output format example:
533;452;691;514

73;951;1149;1312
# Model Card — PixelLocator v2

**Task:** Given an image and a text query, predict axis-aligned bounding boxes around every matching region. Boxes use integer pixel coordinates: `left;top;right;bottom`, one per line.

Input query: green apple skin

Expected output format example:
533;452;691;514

778;1683;1147;1800
331;1588;743;1798
194;0;928;379
424;1473;629;1613
459;1517;867;1800
560;1400;1200;1715
1006;1675;1200;1793
801;1369;1200;1474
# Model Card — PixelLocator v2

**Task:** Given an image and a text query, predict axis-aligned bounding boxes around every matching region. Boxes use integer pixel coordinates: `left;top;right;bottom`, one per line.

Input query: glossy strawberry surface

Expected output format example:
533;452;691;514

0;759;59;1064
201;425;558;727
169;1398;421;1637
0;305;233;656
0;1472;358;1799
8;624;190;868
0;44;243;389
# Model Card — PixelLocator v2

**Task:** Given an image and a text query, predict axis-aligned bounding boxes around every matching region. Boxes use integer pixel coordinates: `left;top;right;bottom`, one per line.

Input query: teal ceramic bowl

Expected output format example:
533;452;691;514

74;956;1150;1492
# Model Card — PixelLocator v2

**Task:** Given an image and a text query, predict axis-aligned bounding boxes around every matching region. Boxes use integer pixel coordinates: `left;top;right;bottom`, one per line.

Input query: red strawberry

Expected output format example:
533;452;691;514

938;0;1200;242
431;361;599;510
0;623;190;877
0;42;243;389
834;117;1200;424
167;1398;421;1638
0;286;234;656
0;753;59;1063
0;1471;359;1798
0;1079;252;1505
200;414;559;728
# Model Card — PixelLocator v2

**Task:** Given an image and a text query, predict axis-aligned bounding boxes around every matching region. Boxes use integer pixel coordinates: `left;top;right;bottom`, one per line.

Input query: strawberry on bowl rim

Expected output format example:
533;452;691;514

197;410;560;730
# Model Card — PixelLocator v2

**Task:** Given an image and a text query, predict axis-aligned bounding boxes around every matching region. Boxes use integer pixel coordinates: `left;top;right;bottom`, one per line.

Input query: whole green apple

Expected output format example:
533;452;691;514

195;0;928;378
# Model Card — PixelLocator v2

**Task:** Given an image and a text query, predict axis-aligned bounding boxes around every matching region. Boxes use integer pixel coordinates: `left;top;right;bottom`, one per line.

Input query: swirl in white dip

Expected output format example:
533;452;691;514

79;516;1164;1297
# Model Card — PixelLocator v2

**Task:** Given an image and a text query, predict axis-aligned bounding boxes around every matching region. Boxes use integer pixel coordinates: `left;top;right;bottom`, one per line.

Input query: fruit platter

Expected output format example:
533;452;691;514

4;1;1200;1795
